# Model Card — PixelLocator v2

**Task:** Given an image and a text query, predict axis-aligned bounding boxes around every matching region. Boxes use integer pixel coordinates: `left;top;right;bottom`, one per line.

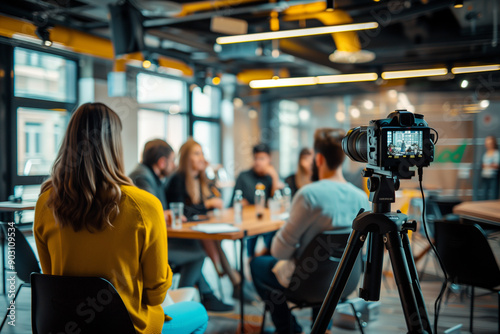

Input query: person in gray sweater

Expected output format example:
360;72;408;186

250;128;370;334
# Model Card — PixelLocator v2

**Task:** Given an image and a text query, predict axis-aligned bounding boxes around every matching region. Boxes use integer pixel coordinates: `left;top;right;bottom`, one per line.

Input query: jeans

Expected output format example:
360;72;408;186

250;256;302;333
480;176;499;200
247;232;276;257
163;301;208;333
168;238;212;295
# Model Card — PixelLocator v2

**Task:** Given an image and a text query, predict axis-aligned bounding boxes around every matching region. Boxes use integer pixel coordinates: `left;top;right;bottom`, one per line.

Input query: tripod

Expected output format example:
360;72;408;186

311;168;432;334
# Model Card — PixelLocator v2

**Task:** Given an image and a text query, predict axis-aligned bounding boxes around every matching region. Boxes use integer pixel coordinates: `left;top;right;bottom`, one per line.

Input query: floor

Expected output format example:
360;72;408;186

1;236;498;334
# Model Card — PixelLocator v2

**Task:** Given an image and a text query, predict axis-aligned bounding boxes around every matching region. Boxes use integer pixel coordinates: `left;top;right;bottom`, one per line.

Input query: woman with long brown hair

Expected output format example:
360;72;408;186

284;147;314;197
166;138;253;302
34;103;208;334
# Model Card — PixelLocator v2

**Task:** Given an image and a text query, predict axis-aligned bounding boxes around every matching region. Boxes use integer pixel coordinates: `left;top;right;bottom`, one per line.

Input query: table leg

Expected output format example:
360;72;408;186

239;234;246;334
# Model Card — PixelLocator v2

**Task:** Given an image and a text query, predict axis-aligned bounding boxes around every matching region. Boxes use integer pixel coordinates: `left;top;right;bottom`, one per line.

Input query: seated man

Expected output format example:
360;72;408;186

250;128;370;334
130;139;232;312
233;143;281;258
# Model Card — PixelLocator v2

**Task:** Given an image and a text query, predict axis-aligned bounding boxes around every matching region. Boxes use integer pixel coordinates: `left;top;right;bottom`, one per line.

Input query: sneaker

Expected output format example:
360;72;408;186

202;293;234;313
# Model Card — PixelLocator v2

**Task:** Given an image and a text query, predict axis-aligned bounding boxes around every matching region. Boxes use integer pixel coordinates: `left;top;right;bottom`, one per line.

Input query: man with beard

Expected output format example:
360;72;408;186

130;139;233;313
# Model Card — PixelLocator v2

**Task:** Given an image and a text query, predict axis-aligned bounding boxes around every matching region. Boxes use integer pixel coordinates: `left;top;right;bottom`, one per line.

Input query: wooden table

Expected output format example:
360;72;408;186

168;206;285;334
0;201;37;295
453;200;500;226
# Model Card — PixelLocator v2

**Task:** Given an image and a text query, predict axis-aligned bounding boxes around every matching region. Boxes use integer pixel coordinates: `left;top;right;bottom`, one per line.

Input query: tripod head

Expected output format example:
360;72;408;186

362;167;412;213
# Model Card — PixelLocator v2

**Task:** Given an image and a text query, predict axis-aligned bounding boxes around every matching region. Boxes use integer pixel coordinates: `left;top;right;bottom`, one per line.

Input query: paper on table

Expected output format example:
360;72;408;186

191;223;240;234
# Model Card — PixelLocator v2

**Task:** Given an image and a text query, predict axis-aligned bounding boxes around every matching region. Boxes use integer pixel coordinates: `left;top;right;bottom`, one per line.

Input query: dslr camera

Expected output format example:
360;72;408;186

342;110;435;179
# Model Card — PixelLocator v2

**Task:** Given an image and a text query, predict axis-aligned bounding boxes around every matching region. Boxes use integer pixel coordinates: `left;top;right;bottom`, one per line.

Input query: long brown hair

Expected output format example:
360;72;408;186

40;103;133;232
177;138;211;204
295;147;313;189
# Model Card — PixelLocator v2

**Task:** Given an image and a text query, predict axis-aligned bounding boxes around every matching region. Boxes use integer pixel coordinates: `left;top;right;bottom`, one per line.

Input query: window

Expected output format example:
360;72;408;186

14;48;77;102
136;73;189;159
192;85;222;165
193;121;221;165
17;108;69;176
137;109;188;159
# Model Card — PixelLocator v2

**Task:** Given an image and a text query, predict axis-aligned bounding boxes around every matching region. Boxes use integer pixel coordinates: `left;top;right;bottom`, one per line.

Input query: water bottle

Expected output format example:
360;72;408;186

283;185;292;213
255;183;266;219
233;189;243;225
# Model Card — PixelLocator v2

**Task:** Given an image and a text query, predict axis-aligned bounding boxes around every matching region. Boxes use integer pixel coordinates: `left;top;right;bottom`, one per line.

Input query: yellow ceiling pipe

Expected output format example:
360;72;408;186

0;14;193;76
236;68;290;84
176;0;261;17
282;3;362;53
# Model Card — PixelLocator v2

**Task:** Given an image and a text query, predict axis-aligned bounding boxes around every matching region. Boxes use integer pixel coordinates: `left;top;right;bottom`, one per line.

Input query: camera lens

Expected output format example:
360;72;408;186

342;127;368;163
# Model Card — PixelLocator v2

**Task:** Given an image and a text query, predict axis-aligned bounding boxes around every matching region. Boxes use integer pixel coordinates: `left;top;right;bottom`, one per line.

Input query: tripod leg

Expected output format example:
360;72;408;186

385;230;427;334
401;232;432;334
311;230;366;334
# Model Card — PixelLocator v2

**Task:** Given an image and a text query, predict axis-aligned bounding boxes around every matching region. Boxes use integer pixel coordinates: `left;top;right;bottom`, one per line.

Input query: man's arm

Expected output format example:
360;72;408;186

271;191;314;260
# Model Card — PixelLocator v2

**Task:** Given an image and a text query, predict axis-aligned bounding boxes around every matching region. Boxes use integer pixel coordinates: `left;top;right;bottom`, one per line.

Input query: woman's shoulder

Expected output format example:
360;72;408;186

120;185;163;214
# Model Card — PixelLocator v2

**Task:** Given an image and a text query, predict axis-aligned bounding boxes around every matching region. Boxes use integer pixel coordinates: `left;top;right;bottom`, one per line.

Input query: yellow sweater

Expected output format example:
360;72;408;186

34;185;173;334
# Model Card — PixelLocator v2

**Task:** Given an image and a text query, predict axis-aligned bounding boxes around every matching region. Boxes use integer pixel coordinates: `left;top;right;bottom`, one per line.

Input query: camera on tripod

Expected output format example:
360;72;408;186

342;110;435;179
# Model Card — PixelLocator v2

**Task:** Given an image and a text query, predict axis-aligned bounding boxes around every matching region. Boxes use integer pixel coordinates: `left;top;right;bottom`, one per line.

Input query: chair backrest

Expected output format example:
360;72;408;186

285;229;362;305
434;220;500;290
31;273;136;334
0;224;40;283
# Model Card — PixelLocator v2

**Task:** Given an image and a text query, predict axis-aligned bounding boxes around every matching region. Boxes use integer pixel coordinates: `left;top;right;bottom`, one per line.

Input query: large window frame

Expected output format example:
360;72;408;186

9;46;79;187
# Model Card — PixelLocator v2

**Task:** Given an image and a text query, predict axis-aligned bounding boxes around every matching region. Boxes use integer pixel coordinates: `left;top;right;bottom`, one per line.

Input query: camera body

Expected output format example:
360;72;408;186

343;110;434;178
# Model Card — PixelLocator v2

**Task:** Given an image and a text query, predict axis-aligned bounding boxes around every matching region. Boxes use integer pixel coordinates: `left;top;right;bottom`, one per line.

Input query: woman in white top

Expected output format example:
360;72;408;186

480;135;500;200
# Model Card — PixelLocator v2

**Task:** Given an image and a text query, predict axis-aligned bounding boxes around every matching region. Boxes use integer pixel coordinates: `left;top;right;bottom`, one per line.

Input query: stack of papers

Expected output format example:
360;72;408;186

191;223;240;234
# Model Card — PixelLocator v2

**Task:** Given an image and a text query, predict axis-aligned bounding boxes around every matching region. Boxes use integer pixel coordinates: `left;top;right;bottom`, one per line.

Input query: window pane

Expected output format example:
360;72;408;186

193;121;221;164
138;109;167;161
17;107;69;176
14;48;76;102
193;86;221;118
137;109;188;160
166;114;188;153
137;73;186;110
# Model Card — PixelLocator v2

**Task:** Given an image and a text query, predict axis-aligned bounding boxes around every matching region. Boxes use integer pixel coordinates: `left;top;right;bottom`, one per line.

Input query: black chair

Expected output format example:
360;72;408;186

434;219;500;333
0;224;41;330
260;229;365;334
31;273;136;334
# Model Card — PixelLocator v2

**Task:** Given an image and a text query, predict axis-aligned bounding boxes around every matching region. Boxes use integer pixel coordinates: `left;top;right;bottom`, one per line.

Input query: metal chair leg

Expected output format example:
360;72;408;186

470;285;475;333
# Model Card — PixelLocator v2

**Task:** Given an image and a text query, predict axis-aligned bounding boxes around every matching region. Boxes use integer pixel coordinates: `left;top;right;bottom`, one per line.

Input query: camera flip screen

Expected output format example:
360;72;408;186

387;130;423;157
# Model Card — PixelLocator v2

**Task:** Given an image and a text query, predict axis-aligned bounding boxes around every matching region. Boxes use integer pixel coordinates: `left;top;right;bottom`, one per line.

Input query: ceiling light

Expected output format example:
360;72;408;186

216;22;379;44
248;109;258;119
249;77;317;89
299;109;311;121
451;64;500;74
326;0;334;11
168;104;181;114
381;68;448;80
461;79;469;88
317;73;378;84
480;100;490;109
233;97;243;108
35;26;52;47
454;0;464;8
350;107;360;118
388;90;398;99
142;60;152;69
249;72;378;89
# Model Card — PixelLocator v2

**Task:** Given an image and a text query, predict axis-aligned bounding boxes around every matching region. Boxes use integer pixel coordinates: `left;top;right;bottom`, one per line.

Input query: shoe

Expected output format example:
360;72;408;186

232;282;257;304
202;293;234;313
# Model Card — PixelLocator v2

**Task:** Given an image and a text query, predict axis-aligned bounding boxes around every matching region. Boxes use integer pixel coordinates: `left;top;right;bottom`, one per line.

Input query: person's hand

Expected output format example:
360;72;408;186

165;210;187;227
241;198;250;207
264;164;279;178
205;197;224;209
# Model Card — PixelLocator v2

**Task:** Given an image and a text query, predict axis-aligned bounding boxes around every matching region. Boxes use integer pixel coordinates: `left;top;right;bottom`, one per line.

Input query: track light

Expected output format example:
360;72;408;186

35;26;52;47
249;72;378;89
451;64;500;74
326;0;334;11
381;68;448;80
460;79;469;88
454;0;464;9
216;22;379;44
